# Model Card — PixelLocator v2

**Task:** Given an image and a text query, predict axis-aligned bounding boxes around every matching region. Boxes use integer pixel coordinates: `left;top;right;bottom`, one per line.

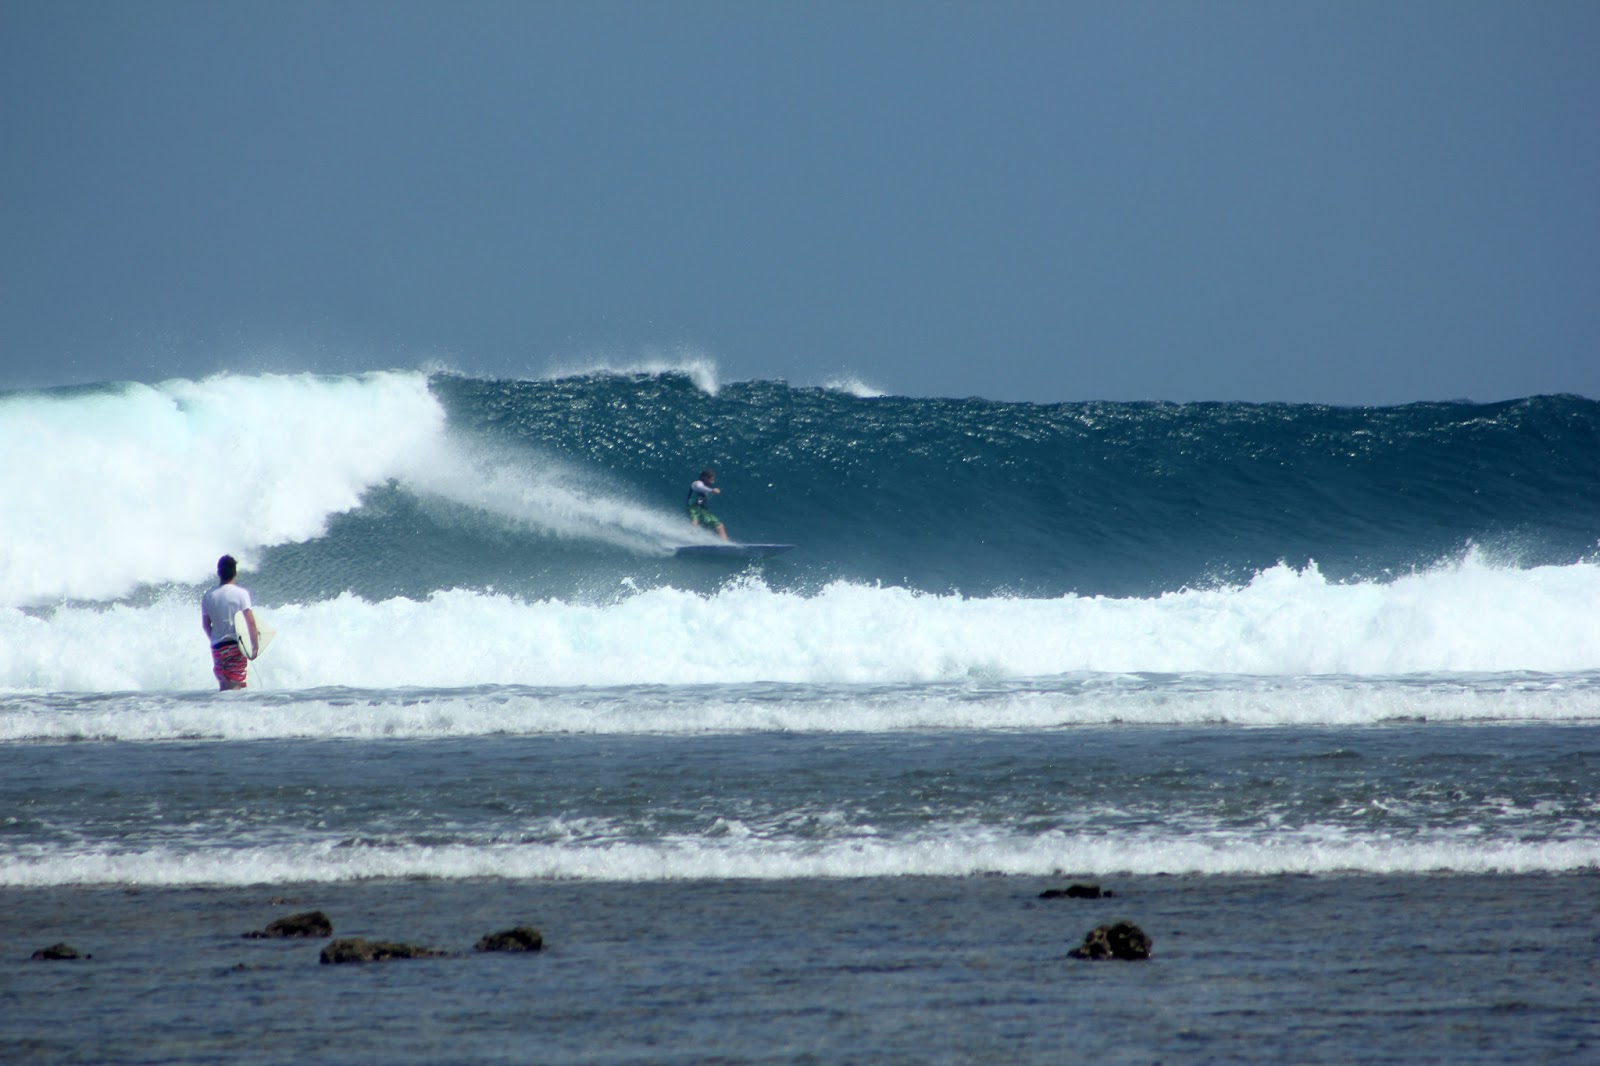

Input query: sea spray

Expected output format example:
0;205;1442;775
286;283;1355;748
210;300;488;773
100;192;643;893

0;371;444;605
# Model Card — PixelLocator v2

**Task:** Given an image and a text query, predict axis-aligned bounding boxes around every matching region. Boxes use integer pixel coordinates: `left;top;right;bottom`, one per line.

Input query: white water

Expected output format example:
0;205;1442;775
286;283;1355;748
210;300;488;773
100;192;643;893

3;673;1598;741
3;557;1598;697
0;372;445;606
0;370;700;607
3;827;1594;888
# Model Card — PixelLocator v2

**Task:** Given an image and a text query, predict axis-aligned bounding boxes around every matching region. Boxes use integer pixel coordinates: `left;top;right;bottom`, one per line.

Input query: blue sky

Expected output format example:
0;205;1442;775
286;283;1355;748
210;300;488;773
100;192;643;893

3;0;1596;404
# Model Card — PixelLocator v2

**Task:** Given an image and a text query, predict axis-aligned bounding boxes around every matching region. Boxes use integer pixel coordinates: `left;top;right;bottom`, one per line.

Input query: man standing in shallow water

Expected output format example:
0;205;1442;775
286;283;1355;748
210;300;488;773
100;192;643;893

201;555;259;690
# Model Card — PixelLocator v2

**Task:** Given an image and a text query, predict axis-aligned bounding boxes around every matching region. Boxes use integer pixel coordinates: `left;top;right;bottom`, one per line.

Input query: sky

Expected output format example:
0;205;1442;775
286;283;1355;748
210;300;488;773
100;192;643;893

2;0;1596;405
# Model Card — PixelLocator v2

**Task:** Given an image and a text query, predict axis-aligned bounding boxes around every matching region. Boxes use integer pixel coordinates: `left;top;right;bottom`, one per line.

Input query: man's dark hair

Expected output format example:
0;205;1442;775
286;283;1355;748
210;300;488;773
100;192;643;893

217;555;238;583
700;467;715;481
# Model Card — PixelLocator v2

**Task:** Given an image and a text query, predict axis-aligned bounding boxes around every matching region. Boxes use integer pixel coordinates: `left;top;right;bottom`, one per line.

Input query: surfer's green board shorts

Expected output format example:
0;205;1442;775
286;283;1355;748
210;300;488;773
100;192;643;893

688;504;721;528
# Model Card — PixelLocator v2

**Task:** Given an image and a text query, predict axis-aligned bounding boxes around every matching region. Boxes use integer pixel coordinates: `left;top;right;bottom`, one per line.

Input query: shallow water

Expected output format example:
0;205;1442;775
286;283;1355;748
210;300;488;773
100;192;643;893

6;710;1598;1062
4;872;1596;1064
4;720;1597;885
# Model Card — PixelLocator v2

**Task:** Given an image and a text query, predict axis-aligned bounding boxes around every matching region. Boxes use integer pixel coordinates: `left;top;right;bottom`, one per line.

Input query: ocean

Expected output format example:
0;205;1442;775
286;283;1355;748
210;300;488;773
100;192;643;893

3;369;1598;1063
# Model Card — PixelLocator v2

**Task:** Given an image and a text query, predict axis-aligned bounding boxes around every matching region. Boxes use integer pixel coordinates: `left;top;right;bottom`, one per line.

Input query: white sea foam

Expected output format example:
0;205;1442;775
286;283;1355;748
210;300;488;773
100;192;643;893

2;829;1594;888
2;556;1597;699
3;670;1599;741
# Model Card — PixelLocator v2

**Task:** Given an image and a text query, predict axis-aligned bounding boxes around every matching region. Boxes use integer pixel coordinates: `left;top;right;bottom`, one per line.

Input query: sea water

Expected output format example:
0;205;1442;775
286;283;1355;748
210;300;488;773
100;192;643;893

2;369;1597;1063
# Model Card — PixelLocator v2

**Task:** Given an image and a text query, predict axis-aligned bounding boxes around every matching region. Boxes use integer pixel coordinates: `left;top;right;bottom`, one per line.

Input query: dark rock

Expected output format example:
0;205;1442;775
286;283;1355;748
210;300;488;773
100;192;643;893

31;943;90;961
244;910;333;939
1068;921;1152;961
1040;882;1113;899
474;926;544;953
319;938;450;964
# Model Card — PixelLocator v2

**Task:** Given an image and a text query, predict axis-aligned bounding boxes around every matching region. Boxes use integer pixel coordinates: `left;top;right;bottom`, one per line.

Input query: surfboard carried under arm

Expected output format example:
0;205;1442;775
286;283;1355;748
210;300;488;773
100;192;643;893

232;610;277;661
674;543;795;559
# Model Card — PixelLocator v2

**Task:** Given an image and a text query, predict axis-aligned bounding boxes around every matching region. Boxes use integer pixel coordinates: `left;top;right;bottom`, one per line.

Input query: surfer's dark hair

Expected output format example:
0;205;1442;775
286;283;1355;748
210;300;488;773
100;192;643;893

217;555;238;583
700;468;715;481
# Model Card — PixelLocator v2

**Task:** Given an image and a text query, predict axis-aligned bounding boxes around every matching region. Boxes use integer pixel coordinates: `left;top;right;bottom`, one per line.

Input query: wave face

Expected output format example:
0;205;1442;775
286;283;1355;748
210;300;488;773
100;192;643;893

1;371;1597;693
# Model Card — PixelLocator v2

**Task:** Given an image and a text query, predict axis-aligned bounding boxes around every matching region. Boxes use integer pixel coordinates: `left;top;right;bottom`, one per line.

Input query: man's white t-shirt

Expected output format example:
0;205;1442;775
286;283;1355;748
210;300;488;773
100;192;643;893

201;583;253;646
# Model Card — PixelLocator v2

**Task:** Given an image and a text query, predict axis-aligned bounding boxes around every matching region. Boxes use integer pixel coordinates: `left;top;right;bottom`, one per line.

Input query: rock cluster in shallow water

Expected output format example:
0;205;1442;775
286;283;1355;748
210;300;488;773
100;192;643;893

1068;920;1153;961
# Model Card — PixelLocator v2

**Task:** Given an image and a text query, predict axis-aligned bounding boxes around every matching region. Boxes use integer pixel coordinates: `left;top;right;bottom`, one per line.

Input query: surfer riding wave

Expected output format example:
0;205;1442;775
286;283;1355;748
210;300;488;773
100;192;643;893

687;468;728;540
